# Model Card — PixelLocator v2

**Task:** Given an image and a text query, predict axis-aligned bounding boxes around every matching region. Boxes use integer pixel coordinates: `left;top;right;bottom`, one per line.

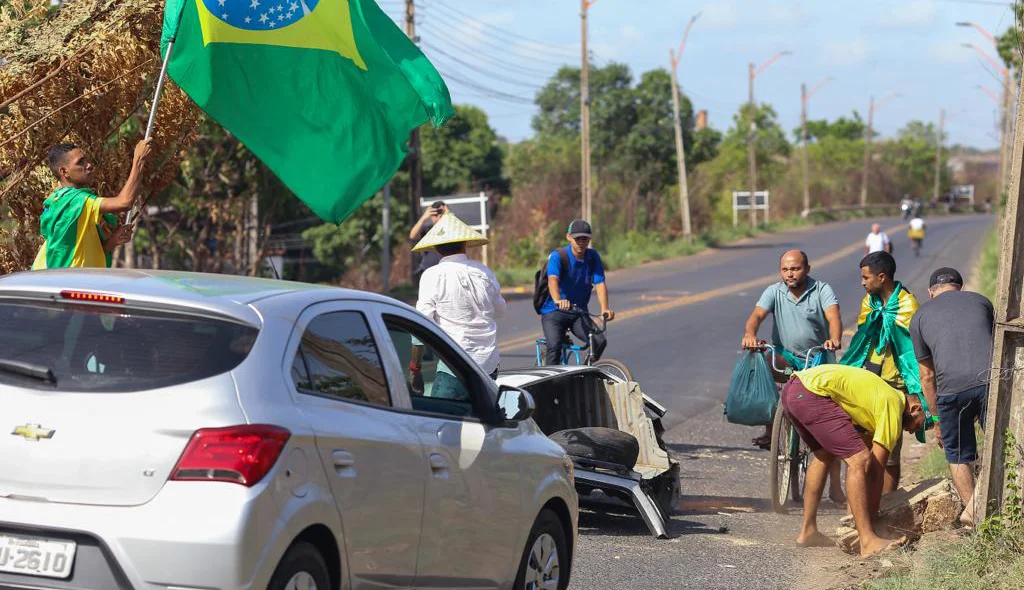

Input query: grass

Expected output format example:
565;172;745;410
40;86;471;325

868;523;1024;590
977;226;1000;301
915;446;951;480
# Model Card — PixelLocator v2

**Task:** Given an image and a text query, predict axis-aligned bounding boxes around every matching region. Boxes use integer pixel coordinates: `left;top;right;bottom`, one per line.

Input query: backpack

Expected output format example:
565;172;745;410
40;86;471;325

533;247;596;314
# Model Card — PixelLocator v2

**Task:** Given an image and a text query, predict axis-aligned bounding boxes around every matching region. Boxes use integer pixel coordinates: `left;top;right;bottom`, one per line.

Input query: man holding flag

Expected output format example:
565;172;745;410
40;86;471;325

157;0;453;224
32;139;152;270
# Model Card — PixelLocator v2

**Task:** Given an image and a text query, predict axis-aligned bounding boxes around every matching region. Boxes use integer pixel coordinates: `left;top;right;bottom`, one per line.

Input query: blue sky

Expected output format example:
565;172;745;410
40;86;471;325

381;0;1017;150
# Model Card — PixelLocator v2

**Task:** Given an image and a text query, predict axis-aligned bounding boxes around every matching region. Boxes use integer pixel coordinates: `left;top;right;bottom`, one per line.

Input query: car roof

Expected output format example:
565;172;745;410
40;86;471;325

0;269;406;326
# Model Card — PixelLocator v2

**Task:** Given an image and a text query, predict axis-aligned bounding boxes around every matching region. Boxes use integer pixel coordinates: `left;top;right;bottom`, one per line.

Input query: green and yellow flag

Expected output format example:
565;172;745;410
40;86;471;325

161;0;453;223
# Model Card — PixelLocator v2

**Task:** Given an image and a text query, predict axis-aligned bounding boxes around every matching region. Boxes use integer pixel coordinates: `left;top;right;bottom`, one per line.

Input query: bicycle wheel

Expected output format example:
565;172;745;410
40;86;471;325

769;404;794;513
789;428;807;503
592;358;634;382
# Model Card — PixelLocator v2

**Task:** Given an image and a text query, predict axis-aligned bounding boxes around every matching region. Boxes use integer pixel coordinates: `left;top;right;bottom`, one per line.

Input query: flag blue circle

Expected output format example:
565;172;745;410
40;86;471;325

202;0;319;31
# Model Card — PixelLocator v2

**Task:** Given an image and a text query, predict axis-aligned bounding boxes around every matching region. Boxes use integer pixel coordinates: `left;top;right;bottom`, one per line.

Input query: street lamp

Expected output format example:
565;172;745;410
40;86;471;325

961;37;1013;190
747;50;792;227
800;76;835;213
580;0;598;221
859;92;901;206
669;12;701;242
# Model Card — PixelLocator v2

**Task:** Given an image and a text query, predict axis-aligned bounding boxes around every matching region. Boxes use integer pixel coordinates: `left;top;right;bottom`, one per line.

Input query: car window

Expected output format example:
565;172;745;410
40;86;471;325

292;311;391;407
382;315;479;420
0;300;257;392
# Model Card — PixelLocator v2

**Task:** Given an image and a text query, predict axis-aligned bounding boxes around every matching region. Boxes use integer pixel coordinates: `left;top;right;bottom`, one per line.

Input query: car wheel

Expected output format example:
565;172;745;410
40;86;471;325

549;427;640;469
267;542;330;590
515;509;569;590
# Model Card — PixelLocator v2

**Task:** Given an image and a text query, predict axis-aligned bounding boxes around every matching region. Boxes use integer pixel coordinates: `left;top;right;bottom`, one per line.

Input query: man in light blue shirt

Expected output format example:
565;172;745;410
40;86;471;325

742;250;846;503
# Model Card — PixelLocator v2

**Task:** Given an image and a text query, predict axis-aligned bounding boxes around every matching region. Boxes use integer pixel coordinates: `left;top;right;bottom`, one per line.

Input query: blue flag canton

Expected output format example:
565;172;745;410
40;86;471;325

202;0;320;30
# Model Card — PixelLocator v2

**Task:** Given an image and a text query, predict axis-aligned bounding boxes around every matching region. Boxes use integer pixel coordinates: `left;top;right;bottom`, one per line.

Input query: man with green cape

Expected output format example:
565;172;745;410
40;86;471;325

32;139;152;270
841;251;934;493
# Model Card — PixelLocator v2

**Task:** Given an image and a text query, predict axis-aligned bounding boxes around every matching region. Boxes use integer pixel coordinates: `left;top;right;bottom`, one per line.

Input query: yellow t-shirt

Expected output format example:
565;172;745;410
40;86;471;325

32;196;108;270
857;290;919;390
795;364;906;451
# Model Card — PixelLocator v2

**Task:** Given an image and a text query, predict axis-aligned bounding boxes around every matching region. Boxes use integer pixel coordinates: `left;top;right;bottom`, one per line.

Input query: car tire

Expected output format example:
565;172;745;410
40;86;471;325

549;427;640;469
514;509;570;590
267;541;331;590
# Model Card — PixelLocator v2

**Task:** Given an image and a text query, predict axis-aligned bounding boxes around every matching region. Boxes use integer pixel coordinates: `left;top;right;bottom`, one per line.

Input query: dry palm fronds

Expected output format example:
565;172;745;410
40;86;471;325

0;0;199;273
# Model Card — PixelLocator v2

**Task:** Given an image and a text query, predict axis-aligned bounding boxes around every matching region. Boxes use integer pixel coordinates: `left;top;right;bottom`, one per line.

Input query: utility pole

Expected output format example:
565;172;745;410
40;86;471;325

405;0;422;280
933;108;945;204
1002;68;1013;192
669;52;692;241
669;13;699;242
747;62;757;228
382;183;391;292
801;83;810;214
860;95;874;207
580;0;593;221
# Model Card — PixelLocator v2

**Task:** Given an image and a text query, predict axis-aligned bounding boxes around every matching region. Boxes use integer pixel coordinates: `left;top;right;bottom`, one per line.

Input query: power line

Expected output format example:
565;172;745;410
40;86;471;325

437;69;535;104
418;24;559;77
422;43;546;89
420;20;576;68
428;0;578;57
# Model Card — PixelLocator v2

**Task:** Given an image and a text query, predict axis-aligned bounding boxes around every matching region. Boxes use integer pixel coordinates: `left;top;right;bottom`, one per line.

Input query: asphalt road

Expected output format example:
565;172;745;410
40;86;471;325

495;214;994;590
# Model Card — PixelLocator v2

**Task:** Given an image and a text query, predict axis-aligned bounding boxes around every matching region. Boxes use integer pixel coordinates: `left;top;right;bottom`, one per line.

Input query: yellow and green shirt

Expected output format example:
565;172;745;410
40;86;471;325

856;287;920;391
32;187;115;270
795;364;906;451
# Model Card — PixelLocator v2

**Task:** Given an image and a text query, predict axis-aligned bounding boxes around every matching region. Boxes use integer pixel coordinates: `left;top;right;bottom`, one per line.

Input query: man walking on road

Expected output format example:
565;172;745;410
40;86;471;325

841;251;923;493
742;249;846;503
864;223;892;255
413;212;507;382
781;364;927;558
910;267;993;526
538;220;614;365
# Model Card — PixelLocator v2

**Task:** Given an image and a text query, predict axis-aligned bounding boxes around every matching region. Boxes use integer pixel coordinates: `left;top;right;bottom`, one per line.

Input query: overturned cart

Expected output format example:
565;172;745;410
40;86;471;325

497;366;679;538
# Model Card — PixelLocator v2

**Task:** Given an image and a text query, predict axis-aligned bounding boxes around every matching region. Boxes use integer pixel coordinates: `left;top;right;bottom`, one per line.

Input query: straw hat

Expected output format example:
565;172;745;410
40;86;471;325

412;212;489;252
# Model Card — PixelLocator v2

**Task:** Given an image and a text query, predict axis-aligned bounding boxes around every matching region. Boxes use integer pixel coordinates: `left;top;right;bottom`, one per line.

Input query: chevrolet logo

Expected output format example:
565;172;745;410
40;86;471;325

11;424;55;442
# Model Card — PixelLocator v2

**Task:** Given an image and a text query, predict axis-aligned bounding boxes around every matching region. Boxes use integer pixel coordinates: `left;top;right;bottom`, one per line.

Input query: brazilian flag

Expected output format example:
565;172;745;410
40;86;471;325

161;0;453;223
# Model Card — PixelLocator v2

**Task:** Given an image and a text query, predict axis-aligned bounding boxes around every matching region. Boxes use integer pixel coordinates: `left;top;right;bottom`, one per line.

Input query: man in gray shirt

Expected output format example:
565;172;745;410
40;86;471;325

742;250;845;503
910;267;994;526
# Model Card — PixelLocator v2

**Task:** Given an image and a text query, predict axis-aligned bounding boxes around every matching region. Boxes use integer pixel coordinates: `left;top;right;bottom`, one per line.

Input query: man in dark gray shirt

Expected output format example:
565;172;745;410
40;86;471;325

909;267;993;526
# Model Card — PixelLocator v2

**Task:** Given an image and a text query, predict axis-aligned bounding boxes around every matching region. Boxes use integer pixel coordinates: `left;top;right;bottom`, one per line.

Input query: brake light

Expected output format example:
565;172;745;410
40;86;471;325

60;290;125;304
171;425;290;487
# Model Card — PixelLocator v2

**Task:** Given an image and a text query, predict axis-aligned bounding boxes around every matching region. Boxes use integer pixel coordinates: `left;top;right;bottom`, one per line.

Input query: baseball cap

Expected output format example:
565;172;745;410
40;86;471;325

567;219;592;238
929;267;963;288
430;200;446;210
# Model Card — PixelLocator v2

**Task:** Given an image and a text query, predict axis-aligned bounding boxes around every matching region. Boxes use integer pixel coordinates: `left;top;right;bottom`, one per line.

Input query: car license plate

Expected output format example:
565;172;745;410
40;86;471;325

0;533;76;579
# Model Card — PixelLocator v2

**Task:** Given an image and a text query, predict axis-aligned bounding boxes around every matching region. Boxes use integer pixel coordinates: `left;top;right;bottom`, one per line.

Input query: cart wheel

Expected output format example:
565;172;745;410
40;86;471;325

769;405;794;514
593;358;634;382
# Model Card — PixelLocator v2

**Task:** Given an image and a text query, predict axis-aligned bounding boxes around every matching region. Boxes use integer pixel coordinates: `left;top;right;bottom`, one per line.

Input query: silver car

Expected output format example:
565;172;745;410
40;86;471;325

0;269;577;590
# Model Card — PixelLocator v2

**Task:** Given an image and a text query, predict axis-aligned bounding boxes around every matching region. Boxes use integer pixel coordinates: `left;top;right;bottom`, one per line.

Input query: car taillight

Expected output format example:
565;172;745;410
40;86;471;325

171;425;290;487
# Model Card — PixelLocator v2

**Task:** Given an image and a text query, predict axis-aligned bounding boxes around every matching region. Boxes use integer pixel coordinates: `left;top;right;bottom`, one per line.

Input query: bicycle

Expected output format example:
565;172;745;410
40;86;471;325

761;344;833;513
534;305;635;382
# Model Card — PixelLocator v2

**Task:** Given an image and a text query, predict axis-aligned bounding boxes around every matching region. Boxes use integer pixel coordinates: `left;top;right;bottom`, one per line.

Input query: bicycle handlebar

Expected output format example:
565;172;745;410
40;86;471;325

746;343;831;373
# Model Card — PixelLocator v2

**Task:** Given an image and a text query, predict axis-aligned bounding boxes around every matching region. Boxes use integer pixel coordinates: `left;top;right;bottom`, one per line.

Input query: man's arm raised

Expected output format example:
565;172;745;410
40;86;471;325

99;139;152;214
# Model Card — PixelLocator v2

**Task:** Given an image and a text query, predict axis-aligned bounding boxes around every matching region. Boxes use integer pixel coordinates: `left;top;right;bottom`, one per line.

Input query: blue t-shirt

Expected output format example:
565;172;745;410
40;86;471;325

539;247;606;315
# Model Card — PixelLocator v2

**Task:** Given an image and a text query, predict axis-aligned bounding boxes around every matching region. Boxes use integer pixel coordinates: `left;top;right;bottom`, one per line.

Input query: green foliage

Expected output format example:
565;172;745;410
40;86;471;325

979;226;1000;301
420;104;505;196
799;112;866;142
302;191;408;277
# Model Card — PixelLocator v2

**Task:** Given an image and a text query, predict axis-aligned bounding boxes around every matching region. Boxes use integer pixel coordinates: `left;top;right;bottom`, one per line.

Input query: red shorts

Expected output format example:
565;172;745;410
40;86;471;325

781;376;867;459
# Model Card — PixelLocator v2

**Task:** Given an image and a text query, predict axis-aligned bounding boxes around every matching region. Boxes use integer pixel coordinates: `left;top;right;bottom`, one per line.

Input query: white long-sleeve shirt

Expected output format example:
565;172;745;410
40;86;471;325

416;253;508;374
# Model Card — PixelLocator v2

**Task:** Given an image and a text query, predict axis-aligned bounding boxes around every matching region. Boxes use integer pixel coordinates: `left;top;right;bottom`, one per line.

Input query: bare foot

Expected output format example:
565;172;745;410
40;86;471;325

959;512;975;528
796;531;835;548
829;495;848;510
859;535;908;559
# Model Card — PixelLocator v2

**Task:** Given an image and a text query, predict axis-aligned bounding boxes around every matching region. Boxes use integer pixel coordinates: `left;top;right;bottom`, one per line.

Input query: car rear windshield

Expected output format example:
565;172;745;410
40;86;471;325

0;300;259;392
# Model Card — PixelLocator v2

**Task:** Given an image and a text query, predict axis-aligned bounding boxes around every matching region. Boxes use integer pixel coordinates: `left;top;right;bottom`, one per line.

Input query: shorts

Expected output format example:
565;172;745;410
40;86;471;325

937;385;988;464
781;377;868;460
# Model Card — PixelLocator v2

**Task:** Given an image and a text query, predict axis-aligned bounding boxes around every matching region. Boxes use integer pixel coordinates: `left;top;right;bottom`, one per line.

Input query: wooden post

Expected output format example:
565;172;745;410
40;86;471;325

669;50;692;242
580;0;592;222
978;71;1024;520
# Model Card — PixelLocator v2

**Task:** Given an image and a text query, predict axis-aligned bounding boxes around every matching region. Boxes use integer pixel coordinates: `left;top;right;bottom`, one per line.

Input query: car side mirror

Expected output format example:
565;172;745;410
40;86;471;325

497;385;535;423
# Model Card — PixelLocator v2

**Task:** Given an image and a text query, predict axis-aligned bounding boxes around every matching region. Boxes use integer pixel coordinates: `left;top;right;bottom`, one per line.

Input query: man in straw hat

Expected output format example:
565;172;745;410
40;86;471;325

413;212;508;386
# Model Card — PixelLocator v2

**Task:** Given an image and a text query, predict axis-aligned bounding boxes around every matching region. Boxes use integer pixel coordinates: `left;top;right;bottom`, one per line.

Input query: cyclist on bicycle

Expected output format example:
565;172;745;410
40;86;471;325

742;250;846;501
538;219;615;365
908;216;926;256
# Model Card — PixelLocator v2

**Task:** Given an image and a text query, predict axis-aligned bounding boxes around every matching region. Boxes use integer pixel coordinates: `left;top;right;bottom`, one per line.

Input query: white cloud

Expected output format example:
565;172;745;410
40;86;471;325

929;41;975;64
701;1;740;28
877;0;937;28
819;38;871;67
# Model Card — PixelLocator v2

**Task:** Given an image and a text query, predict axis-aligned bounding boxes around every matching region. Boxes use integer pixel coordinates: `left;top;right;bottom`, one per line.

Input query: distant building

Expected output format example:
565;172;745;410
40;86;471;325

696;110;708;131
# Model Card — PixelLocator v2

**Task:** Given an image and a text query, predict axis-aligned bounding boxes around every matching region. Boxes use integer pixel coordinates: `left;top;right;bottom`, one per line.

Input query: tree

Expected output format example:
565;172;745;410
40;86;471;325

799;113;866;143
419;104;505;196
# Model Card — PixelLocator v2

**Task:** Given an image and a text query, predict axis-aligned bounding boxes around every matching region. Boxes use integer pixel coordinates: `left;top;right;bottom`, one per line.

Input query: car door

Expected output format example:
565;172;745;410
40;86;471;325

372;307;529;589
287;302;427;589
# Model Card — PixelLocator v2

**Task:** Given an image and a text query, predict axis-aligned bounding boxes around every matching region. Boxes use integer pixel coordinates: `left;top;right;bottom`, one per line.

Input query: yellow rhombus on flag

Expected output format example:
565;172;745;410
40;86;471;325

193;0;366;69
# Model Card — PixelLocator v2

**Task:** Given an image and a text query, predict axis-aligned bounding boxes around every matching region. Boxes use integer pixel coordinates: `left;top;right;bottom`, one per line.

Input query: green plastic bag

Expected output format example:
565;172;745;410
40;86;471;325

723;351;779;426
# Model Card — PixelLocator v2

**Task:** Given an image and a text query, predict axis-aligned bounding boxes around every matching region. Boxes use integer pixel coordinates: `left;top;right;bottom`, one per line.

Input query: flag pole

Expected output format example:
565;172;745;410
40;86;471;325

127;6;182;226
